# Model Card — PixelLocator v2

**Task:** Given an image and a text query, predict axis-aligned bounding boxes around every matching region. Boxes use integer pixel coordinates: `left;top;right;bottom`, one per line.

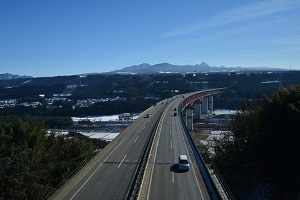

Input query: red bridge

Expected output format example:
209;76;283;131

181;88;226;130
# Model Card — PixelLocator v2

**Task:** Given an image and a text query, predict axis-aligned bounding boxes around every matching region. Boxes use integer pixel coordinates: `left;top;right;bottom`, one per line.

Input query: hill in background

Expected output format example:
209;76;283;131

1;62;290;79
107;62;288;74
0;73;32;80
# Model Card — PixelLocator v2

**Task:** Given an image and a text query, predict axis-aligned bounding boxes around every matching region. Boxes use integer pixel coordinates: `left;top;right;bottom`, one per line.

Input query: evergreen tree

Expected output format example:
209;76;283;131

0;117;98;199
214;85;300;199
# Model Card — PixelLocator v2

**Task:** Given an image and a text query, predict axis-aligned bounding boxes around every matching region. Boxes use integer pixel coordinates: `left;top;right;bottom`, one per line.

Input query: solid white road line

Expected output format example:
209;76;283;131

146;106;169;200
70;163;104;200
180;124;204;200
70;134;129;199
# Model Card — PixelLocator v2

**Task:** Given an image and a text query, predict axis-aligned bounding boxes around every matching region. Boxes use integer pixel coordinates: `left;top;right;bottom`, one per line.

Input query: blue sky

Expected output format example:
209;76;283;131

1;0;300;77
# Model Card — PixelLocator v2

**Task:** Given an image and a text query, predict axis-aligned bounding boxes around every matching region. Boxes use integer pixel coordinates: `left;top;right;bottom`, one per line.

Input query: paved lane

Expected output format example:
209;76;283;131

145;97;210;200
50;103;167;200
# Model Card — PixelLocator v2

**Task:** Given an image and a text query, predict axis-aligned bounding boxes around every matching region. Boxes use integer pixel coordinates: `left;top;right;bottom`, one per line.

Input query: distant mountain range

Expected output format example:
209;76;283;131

1;63;290;79
107;62;289;74
0;73;32;80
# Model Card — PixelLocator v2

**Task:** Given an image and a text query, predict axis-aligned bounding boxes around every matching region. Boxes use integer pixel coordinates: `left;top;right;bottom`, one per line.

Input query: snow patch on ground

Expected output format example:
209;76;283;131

67;114;140;141
213;109;238;115
72;114;139;122
198;130;234;156
51;129;120;141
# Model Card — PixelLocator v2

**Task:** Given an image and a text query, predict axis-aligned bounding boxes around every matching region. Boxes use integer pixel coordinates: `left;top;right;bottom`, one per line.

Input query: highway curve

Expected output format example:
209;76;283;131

49;102;167;200
139;96;210;200
50;94;212;200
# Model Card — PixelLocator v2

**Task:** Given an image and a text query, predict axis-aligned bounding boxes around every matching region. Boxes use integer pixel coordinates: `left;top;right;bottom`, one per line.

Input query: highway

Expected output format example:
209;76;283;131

50;94;213;200
50;102;167;200
140;96;210;200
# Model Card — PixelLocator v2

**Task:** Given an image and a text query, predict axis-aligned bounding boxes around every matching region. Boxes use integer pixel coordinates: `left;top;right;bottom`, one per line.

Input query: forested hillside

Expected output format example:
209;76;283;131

213;85;300;199
0;118;108;199
1;72;300;120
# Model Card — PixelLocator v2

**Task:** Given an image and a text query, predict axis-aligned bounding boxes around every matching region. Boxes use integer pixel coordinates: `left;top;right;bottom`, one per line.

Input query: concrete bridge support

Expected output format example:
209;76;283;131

185;106;193;130
201;96;208;114
193;100;202;120
208;95;213;111
181;89;225;133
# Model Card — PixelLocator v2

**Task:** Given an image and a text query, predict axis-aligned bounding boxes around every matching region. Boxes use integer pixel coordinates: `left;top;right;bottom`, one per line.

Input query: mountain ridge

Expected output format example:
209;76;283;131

107;62;288;74
0;73;32;80
1;62;291;78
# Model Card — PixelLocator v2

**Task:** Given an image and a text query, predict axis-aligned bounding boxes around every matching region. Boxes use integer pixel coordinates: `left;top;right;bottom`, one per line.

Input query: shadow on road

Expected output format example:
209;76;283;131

170;164;186;173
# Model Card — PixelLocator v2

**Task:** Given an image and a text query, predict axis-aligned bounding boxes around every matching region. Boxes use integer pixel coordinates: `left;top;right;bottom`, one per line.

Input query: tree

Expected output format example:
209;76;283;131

213;85;300;199
0;117;98;199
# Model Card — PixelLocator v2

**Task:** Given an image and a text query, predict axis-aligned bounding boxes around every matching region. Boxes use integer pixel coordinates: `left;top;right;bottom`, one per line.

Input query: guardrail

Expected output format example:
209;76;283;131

179;101;221;200
209;161;236;200
124;106;165;200
181;88;226;111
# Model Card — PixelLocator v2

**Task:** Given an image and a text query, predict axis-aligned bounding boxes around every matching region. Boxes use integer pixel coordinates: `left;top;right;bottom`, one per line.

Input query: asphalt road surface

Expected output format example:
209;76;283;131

51;96;211;200
50;102;167;200
142;96;210;200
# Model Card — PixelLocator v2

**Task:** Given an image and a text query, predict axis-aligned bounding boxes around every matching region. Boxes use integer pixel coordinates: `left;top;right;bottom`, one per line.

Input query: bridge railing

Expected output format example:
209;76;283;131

179;101;220;200
181;88;226;111
208;160;236;200
179;88;235;200
124;104;166;200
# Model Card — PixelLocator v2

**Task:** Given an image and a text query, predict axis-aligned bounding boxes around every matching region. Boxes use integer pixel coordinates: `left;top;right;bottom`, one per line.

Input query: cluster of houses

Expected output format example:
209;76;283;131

0;99;42;109
0;95;124;110
0;99;17;109
75;96;125;108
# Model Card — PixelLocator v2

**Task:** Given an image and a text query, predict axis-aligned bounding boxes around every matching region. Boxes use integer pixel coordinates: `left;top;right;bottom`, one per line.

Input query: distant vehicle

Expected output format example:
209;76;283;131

174;112;177;116
178;155;189;171
173;108;177;111
145;113;150;118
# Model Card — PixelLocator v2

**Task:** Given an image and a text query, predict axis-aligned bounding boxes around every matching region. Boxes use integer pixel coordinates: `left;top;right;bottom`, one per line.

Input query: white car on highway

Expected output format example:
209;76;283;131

178;155;190;171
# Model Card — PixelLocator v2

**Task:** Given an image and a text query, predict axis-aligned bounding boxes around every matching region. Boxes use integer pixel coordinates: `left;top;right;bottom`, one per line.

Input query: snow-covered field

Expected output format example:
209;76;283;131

199;130;234;156
51;129;120;141
80;131;120;141
212;109;238;115
51;114;140;141
72;114;139;122
72;114;120;122
199;131;225;146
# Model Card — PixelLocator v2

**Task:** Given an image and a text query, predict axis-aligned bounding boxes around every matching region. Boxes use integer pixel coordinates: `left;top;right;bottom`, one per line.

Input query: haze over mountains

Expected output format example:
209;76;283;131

0;62;289;79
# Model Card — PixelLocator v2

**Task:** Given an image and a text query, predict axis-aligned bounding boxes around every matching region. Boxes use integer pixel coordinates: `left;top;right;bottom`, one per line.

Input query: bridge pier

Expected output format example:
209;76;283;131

181;88;225;131
193;100;202;120
208;95;213;110
201;96;208;114
185;106;193;130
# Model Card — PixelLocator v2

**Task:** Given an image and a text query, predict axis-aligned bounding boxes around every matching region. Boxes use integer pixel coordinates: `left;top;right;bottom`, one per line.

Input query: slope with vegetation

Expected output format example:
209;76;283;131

0;117;108;199
213;85;300;199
